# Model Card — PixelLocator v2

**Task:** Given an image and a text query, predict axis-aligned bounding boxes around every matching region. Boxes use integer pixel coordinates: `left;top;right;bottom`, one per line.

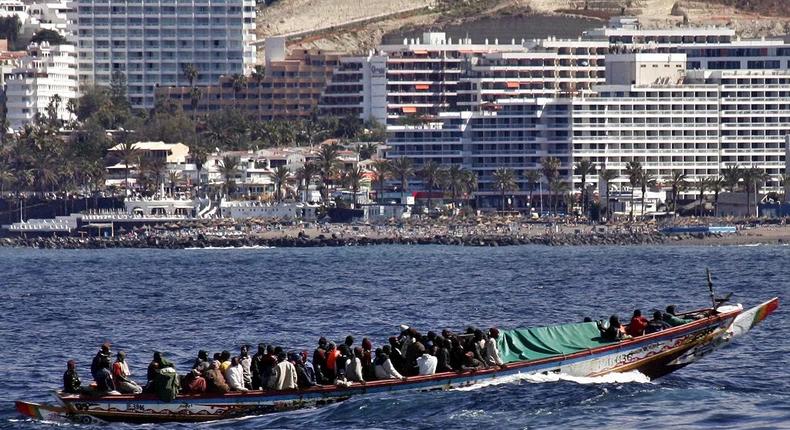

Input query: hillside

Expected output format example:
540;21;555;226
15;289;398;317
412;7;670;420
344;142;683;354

255;0;790;57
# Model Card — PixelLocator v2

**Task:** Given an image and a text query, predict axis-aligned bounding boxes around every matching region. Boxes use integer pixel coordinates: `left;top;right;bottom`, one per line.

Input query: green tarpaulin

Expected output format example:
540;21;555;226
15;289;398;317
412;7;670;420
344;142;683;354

497;322;616;363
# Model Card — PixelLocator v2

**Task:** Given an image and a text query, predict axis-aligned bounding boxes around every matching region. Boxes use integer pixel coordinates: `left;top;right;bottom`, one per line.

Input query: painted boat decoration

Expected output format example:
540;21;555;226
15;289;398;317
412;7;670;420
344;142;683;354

16;297;779;424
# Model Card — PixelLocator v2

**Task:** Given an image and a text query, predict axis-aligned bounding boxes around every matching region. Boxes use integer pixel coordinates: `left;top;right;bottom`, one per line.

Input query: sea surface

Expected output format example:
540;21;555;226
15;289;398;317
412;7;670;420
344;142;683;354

0;245;787;429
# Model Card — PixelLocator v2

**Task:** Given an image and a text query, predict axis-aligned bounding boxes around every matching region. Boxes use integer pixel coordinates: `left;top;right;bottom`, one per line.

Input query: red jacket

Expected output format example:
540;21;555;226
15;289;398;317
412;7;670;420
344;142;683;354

627;316;649;336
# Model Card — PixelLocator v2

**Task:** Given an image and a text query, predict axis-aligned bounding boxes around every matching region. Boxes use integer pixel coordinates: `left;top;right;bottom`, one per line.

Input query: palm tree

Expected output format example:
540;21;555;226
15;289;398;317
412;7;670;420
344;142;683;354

549;179;570;214
230;73;247;102
189;87;202;120
145;157;167;195
541;157;561;214
295;162;319;202
722;165;742;192
525;170;541;211
342;166;364;208
462;169;478;210
369;159;391;203
742;167;769;217
192;149;207;195
624;160;643;220
168;170;182;196
182;63;198;87
218;156;239;195
0;161;14;195
574;159;596;216
270;165;290;202
667;171;688;215
116;142;140;192
598;167;618;222
639;170;656;217
418;161;442;209
389;157;415;205
441;165;465;207
710;176;724;217
316;143;341;203
696;177;709;217
782;173;790;204
492;168;518;213
357;143;377;160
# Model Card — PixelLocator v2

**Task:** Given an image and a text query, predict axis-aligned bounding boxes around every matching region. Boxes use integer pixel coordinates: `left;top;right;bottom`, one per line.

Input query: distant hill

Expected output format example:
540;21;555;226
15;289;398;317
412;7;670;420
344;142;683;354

255;0;789;57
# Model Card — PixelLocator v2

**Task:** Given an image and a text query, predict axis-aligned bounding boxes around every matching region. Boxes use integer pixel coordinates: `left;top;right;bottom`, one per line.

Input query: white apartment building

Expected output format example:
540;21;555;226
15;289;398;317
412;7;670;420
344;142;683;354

0;0;73;41
319;53;388;124
73;0;256;109
5;42;77;129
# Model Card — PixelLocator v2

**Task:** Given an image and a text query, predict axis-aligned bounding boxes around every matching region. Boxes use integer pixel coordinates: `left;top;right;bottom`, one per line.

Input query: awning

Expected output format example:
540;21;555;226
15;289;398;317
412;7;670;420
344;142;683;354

415;84;430;90
413;50;428;54
506;81;520;89
402;106;417;113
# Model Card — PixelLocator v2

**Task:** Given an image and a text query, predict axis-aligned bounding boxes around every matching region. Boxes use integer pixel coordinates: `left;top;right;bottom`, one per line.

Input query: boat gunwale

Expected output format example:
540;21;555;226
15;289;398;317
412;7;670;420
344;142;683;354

57;305;745;404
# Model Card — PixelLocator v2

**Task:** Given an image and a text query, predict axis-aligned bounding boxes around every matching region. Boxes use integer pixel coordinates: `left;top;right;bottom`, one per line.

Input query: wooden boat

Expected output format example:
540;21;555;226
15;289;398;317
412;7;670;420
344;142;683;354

16;297;778;424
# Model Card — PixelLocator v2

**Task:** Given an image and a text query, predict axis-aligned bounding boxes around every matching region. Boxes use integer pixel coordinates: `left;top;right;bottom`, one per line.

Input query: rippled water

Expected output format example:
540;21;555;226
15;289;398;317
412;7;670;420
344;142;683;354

1;245;787;429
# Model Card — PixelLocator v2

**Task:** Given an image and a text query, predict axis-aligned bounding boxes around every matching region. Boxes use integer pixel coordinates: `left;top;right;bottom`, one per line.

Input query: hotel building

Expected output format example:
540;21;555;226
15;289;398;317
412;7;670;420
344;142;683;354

73;0;256;109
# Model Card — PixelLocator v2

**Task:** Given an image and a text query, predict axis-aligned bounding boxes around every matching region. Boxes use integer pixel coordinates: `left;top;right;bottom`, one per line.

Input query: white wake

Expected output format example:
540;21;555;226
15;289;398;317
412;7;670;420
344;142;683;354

453;370;650;392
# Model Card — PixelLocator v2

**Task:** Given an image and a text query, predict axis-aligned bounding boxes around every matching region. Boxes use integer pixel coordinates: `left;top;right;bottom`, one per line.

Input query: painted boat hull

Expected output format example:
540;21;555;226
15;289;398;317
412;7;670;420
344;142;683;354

16;298;779;423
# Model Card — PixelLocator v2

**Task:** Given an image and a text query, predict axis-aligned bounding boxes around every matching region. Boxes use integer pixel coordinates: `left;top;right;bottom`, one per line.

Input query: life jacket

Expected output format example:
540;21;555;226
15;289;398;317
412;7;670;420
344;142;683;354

326;349;339;370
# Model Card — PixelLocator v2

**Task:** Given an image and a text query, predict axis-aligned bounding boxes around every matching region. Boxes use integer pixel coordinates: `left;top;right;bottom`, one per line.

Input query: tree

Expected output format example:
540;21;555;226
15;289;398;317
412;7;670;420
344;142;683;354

357;143;377;160
462;170;478;209
230;74;247;102
525;170;541;210
369;160;391;203
168;170;182;196
696;177;709;217
342;166;364;208
295;162;319;202
218;156;239;195
30;29;67;45
710;176;724;217
574;159;596;217
722;165;742;192
440;165;465;207
598;167;618;222
624;160;643;220
418;161;442;209
549;179;570;214
316;143;341;203
144;157;167;195
182;63;198;87
639;170;656;217
667;171;688;215
192;148;207;194
116;142;140;191
492;168;518;213
270;165;290;202
541;157;561;214
742;167;768;218
389;157;415;205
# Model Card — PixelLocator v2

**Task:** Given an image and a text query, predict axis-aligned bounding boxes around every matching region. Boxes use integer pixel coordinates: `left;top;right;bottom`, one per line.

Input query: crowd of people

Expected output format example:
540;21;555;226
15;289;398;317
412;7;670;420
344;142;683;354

62;325;507;397
596;305;695;341
62;308;696;398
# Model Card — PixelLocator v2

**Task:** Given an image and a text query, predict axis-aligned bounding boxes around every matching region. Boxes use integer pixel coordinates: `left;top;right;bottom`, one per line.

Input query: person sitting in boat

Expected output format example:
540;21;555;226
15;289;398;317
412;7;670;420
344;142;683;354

204;361;230;394
600;315;631;341
239;345;252;390
646;311;672;334
63;360;82;394
434;337;452;373
484;328;505;367
324;342;339;383
387;337;406;375
361;338;374;381
269;352;298;390
312;338;328;385
460;351;484;371
251;344;267;390
94;355;117;394
449;336;467;371
345;347;365;383
112;351;143;394
373;347;405;380
218;350;232;375
90;342;112;381
182;368;207;393
291;352;316;388
416;349;437;376
192;350;210;374
626;310;649;337
404;337;425;376
225;357;249;392
261;345;277;388
466;329;490;368
663;305;694;327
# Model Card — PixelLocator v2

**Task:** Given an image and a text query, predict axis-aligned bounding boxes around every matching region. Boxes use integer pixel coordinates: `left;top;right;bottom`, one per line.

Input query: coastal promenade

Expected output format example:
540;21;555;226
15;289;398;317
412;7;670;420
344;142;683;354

2;217;789;249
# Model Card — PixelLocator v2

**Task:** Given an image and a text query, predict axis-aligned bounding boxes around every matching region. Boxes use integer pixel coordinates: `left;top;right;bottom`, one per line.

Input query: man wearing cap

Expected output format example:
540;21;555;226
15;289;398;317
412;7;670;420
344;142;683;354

63;360;82;394
90;342;111;381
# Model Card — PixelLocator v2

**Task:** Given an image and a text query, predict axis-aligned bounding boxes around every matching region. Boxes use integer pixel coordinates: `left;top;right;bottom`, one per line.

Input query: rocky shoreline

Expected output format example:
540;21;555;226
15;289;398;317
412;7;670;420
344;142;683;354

0;231;738;249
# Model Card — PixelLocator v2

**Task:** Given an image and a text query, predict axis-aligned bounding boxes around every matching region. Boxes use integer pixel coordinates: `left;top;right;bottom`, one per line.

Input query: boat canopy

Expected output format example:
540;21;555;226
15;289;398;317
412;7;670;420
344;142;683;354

498;322;614;363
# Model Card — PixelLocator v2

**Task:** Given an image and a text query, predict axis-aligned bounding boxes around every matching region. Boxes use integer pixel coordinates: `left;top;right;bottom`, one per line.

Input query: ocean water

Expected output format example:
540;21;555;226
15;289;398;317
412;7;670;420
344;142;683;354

0;245;787;429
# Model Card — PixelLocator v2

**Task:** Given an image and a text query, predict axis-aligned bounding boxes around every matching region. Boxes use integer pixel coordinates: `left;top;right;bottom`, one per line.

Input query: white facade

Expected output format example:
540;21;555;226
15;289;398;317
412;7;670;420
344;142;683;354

319;53;387;124
5;42;77;129
73;0;256;108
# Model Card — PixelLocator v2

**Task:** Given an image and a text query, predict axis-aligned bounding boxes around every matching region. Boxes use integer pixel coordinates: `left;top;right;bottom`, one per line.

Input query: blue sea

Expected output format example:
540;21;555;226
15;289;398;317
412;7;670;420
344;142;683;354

0;245;787;429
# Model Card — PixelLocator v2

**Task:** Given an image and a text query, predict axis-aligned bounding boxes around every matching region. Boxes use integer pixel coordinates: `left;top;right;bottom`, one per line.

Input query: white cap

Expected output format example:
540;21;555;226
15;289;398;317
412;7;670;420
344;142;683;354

399;324;409;331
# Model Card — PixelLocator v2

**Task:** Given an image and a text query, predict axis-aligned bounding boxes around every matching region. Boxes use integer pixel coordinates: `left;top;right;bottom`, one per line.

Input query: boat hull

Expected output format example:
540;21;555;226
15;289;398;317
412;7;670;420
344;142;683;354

18;299;779;423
